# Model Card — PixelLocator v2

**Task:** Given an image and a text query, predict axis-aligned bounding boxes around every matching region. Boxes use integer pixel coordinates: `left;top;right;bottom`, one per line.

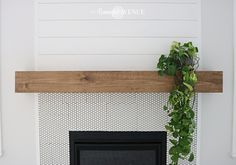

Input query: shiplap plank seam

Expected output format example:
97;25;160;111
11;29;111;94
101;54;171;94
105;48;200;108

38;36;198;38
38;38;199;55
38;2;198;4
39;19;199;21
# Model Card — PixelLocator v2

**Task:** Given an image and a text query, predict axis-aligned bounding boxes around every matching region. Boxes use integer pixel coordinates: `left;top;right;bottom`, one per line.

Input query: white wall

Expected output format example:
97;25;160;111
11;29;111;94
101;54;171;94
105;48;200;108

0;0;235;165
0;0;36;165
201;0;236;164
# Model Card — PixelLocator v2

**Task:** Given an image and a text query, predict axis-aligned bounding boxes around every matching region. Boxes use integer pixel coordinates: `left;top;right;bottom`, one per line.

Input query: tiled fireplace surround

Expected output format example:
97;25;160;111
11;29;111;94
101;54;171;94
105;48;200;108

38;93;198;165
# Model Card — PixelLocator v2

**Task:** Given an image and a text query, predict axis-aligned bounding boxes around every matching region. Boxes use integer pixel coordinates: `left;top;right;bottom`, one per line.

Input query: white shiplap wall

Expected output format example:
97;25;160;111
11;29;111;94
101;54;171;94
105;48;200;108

35;0;200;70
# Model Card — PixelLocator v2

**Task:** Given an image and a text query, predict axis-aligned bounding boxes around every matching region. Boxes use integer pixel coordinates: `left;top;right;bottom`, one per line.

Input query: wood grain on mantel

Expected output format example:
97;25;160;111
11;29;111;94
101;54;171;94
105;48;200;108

15;71;223;93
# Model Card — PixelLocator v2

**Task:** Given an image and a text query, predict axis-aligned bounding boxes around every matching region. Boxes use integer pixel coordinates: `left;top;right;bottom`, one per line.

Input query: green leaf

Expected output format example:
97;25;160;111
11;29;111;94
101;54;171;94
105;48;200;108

167;64;177;76
173;132;178;138
169;146;177;155
183;82;193;91
188;153;194;162
189;72;197;84
182;66;190;73
179;138;190;146
182;119;190;126
163;105;168;111
158;70;164;76
180;131;188;137
171;154;179;163
170;139;178;145
165;125;173;132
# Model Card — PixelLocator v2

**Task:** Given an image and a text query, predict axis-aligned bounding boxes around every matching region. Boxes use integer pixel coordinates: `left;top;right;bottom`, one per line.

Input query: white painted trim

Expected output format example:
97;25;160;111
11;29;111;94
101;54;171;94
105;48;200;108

196;94;202;164
0;0;3;158
233;153;236;158
34;1;40;165
196;0;202;164
232;0;236;158
35;94;40;165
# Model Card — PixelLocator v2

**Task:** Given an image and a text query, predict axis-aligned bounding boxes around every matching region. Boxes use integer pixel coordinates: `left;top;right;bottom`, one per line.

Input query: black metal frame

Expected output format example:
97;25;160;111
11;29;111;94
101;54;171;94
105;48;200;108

69;131;167;165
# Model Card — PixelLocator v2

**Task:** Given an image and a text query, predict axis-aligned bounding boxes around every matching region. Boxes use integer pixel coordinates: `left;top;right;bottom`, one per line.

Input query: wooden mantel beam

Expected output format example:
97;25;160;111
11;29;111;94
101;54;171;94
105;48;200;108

15;71;223;93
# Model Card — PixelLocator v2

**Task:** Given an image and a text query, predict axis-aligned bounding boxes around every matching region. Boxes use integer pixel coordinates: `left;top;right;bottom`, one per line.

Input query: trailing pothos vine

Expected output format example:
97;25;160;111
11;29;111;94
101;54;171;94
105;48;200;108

157;41;199;165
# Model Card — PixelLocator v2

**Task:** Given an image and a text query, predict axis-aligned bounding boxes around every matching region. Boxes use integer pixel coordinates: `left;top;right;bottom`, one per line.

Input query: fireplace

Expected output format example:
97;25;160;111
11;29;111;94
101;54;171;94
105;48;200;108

69;131;167;165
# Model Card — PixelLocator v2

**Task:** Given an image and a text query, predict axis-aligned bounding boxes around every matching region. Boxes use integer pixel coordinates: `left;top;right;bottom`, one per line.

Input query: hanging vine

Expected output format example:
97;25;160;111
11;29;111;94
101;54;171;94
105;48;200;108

157;41;199;165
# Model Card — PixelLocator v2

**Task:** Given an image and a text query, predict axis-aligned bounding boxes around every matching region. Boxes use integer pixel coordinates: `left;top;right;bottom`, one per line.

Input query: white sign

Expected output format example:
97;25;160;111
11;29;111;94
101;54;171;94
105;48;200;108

91;6;144;19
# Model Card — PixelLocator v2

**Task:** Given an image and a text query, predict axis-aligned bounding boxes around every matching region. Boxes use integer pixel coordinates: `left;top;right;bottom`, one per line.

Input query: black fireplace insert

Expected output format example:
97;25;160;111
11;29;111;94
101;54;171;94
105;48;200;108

69;131;167;165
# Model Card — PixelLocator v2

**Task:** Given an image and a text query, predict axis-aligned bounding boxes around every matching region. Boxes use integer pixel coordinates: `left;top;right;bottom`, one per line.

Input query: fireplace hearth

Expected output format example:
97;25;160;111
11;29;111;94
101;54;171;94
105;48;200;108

69;131;167;165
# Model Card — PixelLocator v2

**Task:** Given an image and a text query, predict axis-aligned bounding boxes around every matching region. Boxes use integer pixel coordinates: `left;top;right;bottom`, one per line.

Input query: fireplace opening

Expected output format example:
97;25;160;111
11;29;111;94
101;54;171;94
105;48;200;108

69;131;167;165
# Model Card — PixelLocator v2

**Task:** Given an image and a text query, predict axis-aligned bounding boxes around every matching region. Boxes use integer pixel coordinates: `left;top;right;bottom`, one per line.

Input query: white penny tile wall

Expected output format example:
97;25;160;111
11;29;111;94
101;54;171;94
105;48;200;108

38;93;198;165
